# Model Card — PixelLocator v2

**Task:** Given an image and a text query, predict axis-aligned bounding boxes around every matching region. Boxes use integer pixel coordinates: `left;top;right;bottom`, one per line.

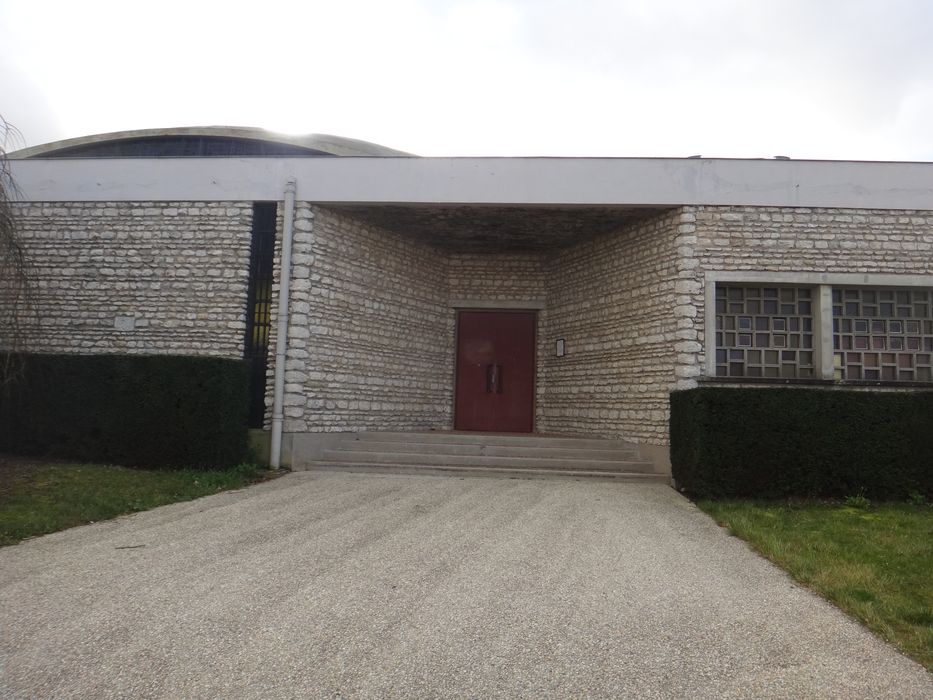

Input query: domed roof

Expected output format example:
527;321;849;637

9;126;413;158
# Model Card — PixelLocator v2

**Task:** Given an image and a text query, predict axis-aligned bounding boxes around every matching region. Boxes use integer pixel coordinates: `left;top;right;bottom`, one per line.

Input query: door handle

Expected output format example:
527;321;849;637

486;364;504;394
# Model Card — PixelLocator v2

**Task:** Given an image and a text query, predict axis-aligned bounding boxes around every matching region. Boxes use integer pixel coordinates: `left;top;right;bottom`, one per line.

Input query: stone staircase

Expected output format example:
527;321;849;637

294;431;668;481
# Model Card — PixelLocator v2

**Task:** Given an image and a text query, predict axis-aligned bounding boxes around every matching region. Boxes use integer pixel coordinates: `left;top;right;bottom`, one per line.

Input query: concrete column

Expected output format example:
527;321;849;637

815;284;835;380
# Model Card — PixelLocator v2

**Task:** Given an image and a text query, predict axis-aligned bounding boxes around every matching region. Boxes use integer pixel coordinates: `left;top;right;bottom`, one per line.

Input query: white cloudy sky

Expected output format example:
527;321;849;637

1;0;931;160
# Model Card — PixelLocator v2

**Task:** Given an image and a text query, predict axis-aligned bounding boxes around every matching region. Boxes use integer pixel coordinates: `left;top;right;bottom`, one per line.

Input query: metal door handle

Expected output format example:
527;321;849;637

486;364;504;393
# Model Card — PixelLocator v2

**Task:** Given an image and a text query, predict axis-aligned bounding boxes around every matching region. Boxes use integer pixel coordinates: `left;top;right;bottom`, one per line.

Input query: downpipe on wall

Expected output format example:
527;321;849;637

270;180;297;468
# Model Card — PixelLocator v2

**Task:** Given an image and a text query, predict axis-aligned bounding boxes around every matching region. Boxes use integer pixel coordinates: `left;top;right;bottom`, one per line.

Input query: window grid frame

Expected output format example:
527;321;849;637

710;280;933;385
832;287;933;382
714;285;816;379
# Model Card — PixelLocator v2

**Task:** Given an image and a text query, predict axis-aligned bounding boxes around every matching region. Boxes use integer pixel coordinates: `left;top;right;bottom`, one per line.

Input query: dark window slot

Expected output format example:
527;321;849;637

244;202;277;428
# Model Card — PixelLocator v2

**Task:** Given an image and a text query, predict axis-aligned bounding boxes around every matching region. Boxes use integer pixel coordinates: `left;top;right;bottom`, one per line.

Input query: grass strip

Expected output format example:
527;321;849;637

0;460;267;546
698;500;933;671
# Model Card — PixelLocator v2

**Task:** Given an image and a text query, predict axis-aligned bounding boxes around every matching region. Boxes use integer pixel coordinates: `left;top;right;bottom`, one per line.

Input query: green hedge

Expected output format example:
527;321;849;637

670;387;933;499
0;354;250;470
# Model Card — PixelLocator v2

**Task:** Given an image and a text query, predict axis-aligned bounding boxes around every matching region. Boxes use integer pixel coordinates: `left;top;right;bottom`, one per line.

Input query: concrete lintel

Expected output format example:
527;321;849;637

9;157;933;210
705;271;933;287
450;299;546;310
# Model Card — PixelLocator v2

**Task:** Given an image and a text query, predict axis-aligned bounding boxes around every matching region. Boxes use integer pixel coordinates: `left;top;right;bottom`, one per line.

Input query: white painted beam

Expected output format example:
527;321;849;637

8;156;933;209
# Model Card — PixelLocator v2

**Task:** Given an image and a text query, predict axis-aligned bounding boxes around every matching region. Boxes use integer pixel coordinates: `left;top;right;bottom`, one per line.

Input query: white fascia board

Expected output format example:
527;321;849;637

8;156;933;209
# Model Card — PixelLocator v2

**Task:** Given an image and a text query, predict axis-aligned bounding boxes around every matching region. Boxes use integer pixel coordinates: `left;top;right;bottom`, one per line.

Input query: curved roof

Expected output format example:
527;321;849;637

9;126;413;159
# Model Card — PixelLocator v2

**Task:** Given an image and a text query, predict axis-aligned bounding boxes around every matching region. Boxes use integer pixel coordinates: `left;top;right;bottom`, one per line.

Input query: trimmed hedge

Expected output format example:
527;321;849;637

671;387;933;499
0;354;250;470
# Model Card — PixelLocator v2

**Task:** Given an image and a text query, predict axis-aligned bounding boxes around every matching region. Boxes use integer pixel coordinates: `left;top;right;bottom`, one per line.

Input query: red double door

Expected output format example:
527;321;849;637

454;310;536;432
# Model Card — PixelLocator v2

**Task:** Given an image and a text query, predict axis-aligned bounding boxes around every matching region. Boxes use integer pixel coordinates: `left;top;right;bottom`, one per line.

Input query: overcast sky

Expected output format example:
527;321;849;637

1;0;931;160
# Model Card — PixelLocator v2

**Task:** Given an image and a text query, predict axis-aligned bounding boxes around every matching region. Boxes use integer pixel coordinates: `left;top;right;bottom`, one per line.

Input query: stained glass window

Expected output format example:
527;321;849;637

715;286;815;378
832;288;933;381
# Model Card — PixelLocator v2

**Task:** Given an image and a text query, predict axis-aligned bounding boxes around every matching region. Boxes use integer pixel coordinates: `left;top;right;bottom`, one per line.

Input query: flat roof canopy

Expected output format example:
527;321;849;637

330;204;667;252
9;156;933;210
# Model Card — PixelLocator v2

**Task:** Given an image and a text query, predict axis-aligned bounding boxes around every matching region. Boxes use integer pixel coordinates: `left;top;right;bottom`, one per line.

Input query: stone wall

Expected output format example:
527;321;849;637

280;206;452;433
279;231;559;434
448;253;547;303
540;210;686;444
15;198;932;464
693;207;933;275
7;201;252;358
679;206;933;380
277;208;690;448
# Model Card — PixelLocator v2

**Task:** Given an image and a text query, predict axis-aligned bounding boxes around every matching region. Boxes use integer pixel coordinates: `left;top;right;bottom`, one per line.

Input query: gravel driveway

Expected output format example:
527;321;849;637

1;471;930;699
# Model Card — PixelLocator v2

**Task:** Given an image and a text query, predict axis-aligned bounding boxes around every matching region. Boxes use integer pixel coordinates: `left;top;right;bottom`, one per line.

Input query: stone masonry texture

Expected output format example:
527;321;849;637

279;206;452;434
10;200;933;454
282;207;685;447
540;211;684;443
679;206;933;382
8;201;253;358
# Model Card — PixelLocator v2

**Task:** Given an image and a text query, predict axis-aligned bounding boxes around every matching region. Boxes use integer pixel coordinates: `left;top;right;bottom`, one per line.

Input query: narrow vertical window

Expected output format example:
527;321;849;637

245;202;277;427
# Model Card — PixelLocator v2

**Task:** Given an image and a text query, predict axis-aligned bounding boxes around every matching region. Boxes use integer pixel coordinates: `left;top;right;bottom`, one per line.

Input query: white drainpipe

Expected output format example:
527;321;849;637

270;179;297;468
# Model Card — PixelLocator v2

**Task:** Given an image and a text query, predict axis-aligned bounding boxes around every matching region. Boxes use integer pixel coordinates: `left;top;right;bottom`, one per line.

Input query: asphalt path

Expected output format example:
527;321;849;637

1;471;930;698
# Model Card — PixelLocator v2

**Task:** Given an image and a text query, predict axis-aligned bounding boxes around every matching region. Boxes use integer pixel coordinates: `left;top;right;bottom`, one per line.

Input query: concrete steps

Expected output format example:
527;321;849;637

297;431;667;481
303;463;667;482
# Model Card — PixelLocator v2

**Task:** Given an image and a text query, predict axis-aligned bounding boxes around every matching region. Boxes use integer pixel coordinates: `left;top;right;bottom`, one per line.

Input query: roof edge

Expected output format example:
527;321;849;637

8;126;415;158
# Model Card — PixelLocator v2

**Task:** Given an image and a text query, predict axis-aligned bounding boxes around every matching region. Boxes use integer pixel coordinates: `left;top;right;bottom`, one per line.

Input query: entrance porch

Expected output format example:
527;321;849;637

277;202;688;475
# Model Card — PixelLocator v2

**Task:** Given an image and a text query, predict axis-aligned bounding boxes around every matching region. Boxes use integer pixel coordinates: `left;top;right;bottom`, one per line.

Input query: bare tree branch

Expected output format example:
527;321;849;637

0;116;34;388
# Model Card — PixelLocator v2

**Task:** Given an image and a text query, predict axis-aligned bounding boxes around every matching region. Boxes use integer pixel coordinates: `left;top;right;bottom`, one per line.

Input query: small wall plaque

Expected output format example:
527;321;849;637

555;338;566;357
114;315;137;331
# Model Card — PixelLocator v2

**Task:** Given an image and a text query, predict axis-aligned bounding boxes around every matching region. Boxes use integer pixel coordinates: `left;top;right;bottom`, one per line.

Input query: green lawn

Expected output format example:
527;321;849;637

0;458;269;546
698;500;933;671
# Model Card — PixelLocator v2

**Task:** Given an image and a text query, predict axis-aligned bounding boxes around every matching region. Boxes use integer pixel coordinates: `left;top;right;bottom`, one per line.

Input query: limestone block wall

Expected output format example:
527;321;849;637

280;206;452;433
540;210;688;445
448;253;547;303
278;208;692;447
693;207;933;275
7;201;253;358
679;206;933;379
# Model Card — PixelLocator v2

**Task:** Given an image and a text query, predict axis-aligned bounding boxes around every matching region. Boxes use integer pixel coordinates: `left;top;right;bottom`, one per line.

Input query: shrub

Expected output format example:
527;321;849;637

0;353;250;470
844;491;871;509
670;386;933;499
